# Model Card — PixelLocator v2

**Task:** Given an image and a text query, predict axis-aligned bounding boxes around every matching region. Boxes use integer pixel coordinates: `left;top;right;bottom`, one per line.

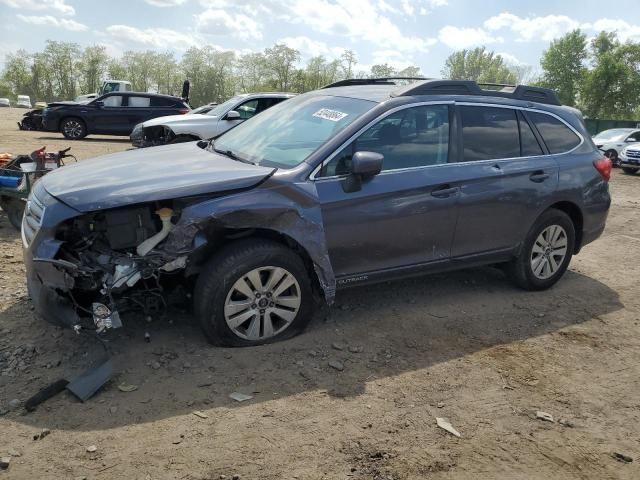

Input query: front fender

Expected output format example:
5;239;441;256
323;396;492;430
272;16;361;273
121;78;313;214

165;181;336;304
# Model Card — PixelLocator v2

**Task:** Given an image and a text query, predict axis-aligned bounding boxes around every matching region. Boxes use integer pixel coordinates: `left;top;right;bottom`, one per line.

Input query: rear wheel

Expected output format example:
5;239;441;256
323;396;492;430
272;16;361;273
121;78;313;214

508;209;575;291
622;167;639;175
60;117;86;140
194;239;313;346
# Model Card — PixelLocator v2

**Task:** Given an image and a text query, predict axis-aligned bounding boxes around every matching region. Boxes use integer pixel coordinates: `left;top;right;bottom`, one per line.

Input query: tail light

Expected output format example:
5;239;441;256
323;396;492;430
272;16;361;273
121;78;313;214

593;157;612;181
178;108;190;114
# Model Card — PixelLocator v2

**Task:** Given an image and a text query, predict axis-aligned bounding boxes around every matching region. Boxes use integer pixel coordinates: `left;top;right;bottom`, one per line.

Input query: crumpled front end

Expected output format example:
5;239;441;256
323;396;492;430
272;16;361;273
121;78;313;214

23;182;197;333
130;123;175;148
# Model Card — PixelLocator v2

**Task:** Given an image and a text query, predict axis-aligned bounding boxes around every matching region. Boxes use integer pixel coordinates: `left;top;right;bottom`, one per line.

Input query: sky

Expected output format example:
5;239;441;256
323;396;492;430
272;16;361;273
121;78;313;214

1;0;640;77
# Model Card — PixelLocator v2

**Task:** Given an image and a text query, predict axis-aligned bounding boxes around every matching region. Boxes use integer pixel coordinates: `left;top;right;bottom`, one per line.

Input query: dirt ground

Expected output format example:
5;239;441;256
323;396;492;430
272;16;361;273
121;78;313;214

0;107;639;479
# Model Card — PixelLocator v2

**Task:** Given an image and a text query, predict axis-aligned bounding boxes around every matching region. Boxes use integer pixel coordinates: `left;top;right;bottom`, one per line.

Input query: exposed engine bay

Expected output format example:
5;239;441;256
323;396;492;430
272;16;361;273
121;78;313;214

52;204;191;334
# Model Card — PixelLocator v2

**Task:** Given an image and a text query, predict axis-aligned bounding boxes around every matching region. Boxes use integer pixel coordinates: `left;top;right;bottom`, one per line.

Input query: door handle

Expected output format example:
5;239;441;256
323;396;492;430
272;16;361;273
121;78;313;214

431;185;459;198
529;171;550;183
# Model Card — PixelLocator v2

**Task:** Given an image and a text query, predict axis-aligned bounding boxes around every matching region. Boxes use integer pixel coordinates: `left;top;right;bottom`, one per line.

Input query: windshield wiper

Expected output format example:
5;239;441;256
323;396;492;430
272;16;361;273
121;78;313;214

213;146;255;165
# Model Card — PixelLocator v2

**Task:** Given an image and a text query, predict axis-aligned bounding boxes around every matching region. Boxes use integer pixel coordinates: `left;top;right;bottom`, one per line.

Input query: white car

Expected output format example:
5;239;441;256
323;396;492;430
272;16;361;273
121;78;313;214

16;95;32;108
130;93;294;147
0;98;10;107
593;128;640;166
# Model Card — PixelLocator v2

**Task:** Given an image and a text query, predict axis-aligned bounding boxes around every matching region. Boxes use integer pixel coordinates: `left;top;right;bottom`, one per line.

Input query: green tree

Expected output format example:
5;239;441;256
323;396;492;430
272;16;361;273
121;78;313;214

79;45;109;94
2;50;33;97
442;47;516;84
43;40;81;100
263;44;300;91
539;30;587;106
580;32;640;119
340;49;357;78
370;63;395;78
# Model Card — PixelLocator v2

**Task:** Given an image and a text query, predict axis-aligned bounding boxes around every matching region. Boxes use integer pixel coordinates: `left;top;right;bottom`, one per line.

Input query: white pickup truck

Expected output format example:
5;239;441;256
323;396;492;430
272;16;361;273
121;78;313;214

75;80;132;104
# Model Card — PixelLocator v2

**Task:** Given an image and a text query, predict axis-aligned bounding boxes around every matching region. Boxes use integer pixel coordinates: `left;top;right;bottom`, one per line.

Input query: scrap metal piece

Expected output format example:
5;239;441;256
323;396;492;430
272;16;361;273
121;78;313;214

66;356;113;402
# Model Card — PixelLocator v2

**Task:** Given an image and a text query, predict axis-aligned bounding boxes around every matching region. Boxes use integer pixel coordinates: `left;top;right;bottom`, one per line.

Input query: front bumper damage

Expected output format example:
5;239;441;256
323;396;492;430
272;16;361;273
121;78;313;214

130;123;173;148
24;180;337;336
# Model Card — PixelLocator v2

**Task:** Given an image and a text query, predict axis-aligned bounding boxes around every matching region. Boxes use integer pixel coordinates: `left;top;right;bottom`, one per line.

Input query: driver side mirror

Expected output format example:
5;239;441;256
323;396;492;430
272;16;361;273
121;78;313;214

225;110;241;120
342;151;384;193
94;100;104;108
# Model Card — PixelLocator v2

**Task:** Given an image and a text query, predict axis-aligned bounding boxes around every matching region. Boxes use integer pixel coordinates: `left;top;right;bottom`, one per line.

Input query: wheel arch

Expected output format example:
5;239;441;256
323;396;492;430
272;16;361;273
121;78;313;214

546;201;584;253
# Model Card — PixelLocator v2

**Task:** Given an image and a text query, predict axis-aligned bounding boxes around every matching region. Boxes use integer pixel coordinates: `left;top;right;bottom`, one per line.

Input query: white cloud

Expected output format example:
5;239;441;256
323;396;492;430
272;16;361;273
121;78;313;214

278;36;345;58
285;0;437;53
195;9;263;41
105;25;198;50
484;12;580;42
497;52;525;66
0;0;74;16
438;26;502;49
144;0;188;6
17;14;88;31
588;18;640;43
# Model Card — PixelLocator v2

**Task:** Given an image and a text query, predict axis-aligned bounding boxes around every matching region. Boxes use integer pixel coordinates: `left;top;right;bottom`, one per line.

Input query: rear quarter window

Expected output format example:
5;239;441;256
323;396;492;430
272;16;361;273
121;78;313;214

150;97;178;107
528;111;581;154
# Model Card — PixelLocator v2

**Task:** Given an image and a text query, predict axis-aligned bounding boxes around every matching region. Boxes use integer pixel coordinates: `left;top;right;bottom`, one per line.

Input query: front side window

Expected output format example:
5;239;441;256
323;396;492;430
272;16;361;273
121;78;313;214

235;99;259;120
128;96;151;107
319;104;450;177
211;94;375;168
461;106;519;161
528;111;581;154
102;95;123;107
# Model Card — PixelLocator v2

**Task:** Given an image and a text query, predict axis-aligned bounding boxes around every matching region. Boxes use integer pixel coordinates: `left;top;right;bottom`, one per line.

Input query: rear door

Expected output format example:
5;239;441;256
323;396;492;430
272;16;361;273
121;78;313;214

315;103;461;278
122;95;154;134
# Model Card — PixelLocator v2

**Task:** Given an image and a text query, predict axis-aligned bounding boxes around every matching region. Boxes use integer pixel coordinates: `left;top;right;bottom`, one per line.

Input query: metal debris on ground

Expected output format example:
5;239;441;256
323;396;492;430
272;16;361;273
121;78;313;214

536;411;554;423
229;392;254;402
613;452;633;463
117;383;139;392
436;417;462;438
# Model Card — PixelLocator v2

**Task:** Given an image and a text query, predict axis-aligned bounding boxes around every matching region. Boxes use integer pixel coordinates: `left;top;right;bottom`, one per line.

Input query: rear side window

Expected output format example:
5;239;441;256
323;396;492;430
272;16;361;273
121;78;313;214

461;106;519;161
128;96;151;107
527;111;581;154
151;97;178;107
518;111;544;156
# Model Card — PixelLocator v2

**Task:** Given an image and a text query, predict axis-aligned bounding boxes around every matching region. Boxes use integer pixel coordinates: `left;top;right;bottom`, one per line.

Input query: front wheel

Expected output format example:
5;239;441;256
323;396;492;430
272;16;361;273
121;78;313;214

622;167;639;175
194;239;314;346
60;118;87;140
508;209;575;291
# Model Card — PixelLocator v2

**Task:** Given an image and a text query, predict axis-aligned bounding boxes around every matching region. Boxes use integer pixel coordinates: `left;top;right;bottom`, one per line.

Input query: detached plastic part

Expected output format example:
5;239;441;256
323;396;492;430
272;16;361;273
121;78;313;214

66;356;113;402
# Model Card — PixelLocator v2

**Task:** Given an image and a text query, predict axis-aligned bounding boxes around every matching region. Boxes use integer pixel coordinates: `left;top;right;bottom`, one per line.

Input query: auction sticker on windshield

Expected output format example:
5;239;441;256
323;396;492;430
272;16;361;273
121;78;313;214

313;108;349;122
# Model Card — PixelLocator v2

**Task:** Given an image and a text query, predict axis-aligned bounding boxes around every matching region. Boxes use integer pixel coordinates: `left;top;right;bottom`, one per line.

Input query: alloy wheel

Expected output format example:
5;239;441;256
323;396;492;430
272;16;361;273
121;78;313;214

530;225;568;280
63;120;83;138
224;266;301;341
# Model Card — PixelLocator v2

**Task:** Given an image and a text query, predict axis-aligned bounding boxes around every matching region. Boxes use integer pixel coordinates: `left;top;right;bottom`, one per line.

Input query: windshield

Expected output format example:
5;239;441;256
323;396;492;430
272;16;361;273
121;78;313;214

593;129;632;142
211;94;375;168
206;96;242;116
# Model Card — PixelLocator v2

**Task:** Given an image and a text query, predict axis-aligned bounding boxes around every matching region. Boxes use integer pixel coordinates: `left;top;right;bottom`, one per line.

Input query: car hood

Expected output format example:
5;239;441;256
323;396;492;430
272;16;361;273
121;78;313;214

41;142;275;212
142;114;219;127
47;101;80;107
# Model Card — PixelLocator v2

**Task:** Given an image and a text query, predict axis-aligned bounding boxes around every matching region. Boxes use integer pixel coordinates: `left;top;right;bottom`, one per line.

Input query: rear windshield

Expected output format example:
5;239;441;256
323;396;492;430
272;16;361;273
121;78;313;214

211;94;376;168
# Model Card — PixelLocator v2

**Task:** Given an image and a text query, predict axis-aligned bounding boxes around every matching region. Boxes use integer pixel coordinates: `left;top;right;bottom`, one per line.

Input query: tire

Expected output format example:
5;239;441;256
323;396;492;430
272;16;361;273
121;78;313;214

508;209;575;291
605;149;619;167
194;239;314;346
1;197;25;231
622;167;639;175
60;117;87;140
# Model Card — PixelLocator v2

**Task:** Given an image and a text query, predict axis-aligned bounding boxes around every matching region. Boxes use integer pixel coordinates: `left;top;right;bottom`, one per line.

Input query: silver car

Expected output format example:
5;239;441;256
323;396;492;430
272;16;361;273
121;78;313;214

130;93;295;147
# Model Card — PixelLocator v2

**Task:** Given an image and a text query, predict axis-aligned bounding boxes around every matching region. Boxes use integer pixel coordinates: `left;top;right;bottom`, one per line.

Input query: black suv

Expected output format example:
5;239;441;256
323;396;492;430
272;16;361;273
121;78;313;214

42;92;190;139
23;79;611;347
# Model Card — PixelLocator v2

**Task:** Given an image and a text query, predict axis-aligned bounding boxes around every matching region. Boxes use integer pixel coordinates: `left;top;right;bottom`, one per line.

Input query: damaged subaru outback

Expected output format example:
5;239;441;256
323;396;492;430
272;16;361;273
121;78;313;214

22;78;611;347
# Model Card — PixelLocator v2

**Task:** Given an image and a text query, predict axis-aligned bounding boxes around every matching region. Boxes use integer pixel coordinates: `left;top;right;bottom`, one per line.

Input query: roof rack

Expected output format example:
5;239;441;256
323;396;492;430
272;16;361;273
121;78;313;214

391;80;561;106
322;77;428;89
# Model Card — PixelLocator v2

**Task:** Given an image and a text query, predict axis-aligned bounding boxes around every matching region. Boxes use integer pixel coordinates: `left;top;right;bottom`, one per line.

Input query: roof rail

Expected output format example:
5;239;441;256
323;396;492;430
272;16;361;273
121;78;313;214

322;77;428;89
391;80;561;106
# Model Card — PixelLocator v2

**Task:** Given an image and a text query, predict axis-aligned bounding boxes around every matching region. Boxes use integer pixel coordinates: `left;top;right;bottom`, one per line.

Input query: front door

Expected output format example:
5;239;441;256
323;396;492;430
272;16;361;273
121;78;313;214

315;103;460;277
91;95;126;134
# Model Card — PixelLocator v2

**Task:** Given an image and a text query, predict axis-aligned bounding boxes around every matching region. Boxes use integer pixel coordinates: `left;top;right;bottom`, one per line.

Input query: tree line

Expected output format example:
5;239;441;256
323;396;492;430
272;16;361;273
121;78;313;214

0;40;421;107
2;31;640;119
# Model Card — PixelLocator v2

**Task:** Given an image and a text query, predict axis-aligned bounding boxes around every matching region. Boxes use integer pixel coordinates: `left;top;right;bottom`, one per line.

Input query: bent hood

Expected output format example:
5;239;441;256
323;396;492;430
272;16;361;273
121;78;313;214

142;114;219;128
42;142;275;212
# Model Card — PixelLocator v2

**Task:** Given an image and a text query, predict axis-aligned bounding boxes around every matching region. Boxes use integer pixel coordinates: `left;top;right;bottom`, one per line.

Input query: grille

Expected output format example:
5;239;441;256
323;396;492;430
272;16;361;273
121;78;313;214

626;149;640;159
22;185;45;247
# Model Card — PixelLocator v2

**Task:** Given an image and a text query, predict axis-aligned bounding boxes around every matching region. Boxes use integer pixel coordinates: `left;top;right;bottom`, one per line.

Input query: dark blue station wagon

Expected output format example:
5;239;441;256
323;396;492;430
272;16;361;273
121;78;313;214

23;79;611;346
